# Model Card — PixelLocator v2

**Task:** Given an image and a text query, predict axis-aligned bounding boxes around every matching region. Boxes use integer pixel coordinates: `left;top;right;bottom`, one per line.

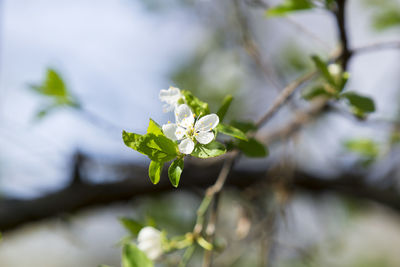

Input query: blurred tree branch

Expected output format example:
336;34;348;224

1;153;400;232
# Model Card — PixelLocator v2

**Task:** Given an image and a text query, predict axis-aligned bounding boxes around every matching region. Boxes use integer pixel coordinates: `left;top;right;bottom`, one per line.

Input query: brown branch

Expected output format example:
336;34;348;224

334;0;350;69
255;71;317;128
2;158;400;232
351;41;400;56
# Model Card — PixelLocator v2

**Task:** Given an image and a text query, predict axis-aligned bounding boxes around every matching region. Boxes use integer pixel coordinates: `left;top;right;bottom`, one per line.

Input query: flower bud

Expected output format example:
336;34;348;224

137;226;163;260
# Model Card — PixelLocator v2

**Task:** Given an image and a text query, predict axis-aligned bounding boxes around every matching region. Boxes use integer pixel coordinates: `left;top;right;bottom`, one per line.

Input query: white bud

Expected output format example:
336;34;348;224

137;227;163;260
328;64;342;76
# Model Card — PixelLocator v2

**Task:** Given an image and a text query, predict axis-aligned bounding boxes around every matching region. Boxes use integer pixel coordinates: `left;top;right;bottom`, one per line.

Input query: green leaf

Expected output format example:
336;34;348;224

122;131;178;162
216;95;233;121
181;90;210;116
148;161;163;184
345;138;379;157
191;141;226;159
230;120;257;133
311;55;336;86
122;243;153;267
168;158;184;187
266;0;314;17
122;131;144;151
119;218;144;237
237;138;268;158
303;86;335;100
372;9;400;31
147;119;163;135
32;68;67;97
340;91;375;113
344;138;379;166
217;123;248;141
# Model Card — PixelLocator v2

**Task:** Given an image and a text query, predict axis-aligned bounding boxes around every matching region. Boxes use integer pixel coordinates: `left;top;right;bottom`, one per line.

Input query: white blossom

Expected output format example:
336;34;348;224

137;226;164;260
328;63;342;76
159;86;183;113
162;104;219;154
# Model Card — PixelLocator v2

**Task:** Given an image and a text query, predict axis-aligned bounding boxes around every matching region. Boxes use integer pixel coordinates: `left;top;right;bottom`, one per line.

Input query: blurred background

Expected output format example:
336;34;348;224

1;0;400;266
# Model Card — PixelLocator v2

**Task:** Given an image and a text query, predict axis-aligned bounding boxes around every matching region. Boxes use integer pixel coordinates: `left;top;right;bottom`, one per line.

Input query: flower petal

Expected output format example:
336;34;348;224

195;131;214;144
194;114;219;132
175;126;186;140
179;138;195;154
159;86;181;104
175;104;194;128
138;227;162;243
162;123;178;141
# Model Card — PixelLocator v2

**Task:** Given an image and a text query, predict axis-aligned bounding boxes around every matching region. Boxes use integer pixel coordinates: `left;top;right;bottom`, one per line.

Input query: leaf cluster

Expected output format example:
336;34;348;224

304;55;376;118
29;68;80;119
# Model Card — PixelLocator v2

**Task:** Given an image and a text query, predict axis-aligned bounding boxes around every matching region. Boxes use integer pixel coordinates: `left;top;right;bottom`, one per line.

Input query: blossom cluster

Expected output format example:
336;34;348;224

159;87;219;155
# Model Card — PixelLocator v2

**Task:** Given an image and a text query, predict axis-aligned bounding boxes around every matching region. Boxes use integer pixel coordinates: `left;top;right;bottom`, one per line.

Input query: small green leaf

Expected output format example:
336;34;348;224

344;138;379;166
181;90;210;116
217;123;248;141
266;0;314;17
122;243;153;267
168;158;184;187
230;120;257;133
340;91;375;113
216;95;233;121
147;119;163;135
237;138;268;158
122;131;178;162
122;131;143;151
148;161;163;184
345;138;379;158
191;141;226;158
311;55;336;86
303;86;335;100
119;218;144;237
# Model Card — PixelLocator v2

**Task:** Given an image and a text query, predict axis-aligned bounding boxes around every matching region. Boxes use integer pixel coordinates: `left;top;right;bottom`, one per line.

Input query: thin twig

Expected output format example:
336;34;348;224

255;71;317;128
351;40;400;55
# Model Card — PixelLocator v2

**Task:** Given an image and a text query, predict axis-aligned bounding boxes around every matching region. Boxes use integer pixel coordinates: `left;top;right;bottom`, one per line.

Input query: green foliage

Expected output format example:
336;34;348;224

364;0;400;31
217;123;248;141
147;119;163;135
122;243;153;267
181;90;210;116
230;120;258;133
119;218;144;237
303;86;335;100
191;141;226;158
311;55;336;86
217;95;233;122
236;138;269;158
123;131;178;162
168;158;184;187
266;0;314;17
30;68;80;119
345;138;379;165
149;161;164;184
340;91;376;116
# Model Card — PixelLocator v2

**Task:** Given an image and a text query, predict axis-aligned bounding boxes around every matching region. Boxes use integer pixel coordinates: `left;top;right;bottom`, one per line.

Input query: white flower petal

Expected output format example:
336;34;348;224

194;114;219;132
175;104;194;128
138;227;162;243
162;123;178;141
159;86;181;104
146;245;163;260
175;126;186;140
162;103;174;113
159;87;182;113
179;138;195;154
195;131;214;144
